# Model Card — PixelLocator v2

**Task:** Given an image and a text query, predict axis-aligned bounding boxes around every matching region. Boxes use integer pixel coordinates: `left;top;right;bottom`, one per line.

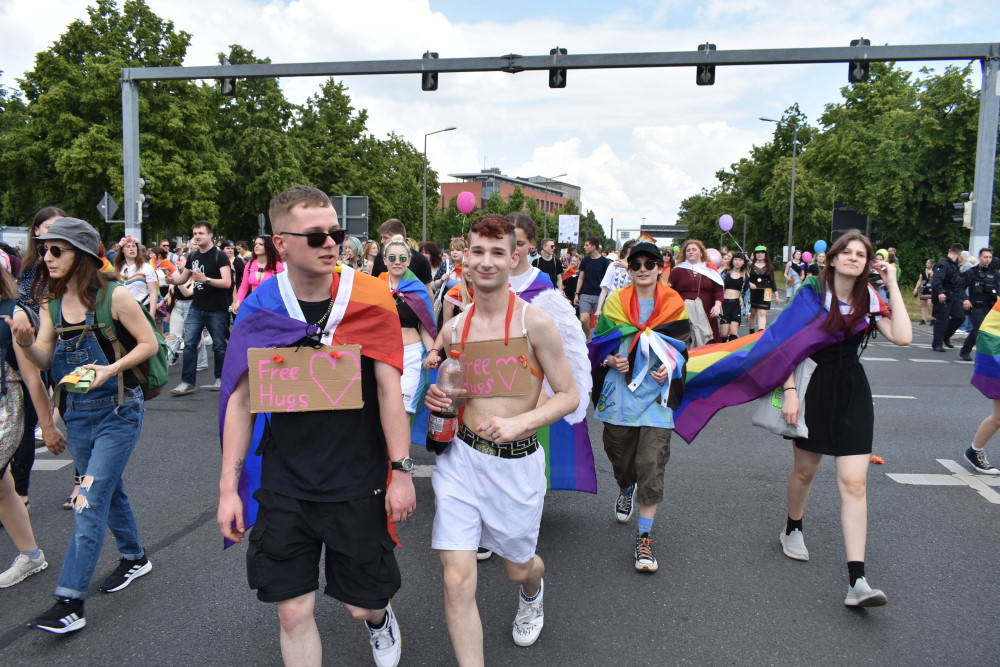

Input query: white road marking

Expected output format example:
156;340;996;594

910;359;949;363
872;395;916;399
863;358;898;361
32;459;74;471
887;459;1000;504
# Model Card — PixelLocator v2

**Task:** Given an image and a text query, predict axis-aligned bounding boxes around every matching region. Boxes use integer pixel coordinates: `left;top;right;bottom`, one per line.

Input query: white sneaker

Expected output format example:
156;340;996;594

0;551;48;588
476;547;493;561
169;382;196;396
201;378;221;391
779;529;809;561
512;579;544;647
366;602;401;667
844;576;888;607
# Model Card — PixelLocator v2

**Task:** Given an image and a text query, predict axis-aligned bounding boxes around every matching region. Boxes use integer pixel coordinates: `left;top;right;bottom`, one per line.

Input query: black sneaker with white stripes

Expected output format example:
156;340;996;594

29;598;86;634
100;555;152;593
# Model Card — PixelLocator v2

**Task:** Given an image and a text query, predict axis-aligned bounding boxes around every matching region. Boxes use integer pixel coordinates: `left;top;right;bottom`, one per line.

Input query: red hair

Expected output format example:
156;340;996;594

468;214;515;249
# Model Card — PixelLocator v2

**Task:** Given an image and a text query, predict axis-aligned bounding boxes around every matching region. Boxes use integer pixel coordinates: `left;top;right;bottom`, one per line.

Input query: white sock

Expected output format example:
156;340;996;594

972;444;985;452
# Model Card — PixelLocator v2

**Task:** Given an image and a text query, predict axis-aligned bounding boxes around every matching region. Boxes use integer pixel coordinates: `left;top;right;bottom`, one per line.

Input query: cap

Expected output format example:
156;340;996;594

629;242;663;263
875;248;888;259
35;217;102;266
754;245;767;252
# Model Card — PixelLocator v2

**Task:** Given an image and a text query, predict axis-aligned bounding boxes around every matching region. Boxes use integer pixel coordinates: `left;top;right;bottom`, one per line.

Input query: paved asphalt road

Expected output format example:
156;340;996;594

1;318;997;666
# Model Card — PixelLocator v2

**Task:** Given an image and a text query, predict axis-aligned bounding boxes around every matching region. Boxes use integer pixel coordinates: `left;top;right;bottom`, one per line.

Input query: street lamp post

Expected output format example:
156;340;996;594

540;173;567;240
760;117;798;261
422;126;457;242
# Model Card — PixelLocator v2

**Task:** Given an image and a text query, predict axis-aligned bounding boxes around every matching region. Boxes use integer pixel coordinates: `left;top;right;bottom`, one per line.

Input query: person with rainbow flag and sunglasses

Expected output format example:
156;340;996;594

588;242;691;573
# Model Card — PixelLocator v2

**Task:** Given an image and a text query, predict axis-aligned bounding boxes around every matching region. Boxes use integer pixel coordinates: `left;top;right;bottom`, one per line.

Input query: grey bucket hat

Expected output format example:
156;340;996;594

35;217;103;266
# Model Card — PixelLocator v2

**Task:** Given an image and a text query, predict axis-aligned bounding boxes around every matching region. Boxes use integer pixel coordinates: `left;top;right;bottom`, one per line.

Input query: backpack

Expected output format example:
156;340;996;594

48;283;170;402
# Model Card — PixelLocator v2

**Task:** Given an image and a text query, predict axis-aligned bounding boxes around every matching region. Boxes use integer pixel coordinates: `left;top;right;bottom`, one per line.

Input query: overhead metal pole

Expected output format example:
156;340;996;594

422;126;456;242
971;54;999;252
121;78;141;240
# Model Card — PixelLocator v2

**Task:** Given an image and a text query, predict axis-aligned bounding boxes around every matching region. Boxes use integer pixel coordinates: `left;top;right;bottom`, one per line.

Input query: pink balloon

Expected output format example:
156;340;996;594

457;191;476;215
718;214;734;232
706;248;722;266
802;251;812;263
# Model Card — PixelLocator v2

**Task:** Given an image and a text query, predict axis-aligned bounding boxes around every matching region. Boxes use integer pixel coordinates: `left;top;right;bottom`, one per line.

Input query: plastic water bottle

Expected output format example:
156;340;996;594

426;350;464;454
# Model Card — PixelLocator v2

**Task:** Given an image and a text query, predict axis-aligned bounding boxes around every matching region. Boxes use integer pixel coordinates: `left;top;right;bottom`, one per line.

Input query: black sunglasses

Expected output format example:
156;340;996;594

629;259;658;271
40;244;74;259
281;229;346;248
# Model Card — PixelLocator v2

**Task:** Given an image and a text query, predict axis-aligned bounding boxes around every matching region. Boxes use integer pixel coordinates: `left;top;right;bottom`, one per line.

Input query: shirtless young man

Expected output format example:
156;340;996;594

424;214;578;665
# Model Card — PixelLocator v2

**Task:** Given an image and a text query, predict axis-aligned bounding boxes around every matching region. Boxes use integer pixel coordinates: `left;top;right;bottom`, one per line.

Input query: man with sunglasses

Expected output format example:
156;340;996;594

167;220;232;395
217;186;414;667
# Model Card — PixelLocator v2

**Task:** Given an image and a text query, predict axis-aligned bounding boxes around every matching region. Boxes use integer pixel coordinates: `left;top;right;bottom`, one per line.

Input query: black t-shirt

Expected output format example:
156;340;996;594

806;263;821;276
188;246;230;312
533;256;560;287
373;248;432;284
259;297;389;502
231;256;245;297
579;255;612;296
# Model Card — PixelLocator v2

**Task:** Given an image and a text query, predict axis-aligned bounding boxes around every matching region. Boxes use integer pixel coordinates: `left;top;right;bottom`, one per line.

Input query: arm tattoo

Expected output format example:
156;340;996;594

234;458;244;479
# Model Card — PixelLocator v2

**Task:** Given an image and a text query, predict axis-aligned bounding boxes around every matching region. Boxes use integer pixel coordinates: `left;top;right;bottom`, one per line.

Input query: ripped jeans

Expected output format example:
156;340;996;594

50;306;146;600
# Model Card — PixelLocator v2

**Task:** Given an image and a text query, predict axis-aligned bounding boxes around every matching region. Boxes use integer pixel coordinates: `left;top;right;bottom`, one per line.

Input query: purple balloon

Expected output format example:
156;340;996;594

718;214;734;232
457;191;476;215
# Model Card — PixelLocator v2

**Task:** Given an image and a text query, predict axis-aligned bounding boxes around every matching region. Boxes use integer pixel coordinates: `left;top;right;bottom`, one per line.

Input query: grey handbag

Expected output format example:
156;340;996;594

751;357;817;439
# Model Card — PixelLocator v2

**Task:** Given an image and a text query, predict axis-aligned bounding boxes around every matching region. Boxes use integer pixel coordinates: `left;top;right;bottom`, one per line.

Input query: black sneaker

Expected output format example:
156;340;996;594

943;339;955;349
615;484;636;524
634;532;658;573
29;598;86;634
100;556;152;593
964;447;1000;475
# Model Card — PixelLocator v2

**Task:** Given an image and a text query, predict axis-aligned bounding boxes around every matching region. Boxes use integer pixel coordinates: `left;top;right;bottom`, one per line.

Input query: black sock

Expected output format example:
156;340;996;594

847;561;865;586
366;611;388;629
785;517;802;535
749;328;756;334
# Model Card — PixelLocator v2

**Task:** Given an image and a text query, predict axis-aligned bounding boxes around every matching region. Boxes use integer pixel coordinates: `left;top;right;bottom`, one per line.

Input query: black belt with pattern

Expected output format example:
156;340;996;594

457;423;540;459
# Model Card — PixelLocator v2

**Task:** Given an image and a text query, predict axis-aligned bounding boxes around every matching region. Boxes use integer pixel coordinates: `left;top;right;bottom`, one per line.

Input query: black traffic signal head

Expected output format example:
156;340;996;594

422;51;439;91
848;38;871;83
220;56;236;96
140;194;153;221
549;47;567;88
696;43;716;86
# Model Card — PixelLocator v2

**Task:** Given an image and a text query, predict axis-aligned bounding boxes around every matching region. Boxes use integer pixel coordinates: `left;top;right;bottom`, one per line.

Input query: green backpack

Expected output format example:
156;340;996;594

49;283;170;402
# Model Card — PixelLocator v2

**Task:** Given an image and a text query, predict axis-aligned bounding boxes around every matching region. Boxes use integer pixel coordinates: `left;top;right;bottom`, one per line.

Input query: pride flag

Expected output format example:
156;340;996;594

673;275;884;443
379;268;437;340
218;268;403;547
972;298;1000;398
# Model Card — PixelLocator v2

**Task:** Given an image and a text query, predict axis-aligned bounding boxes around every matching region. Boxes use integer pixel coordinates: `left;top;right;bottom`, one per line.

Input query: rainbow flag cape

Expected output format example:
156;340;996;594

672;275;886;443
379;268;437;340
218;267;403;547
971;298;1000;398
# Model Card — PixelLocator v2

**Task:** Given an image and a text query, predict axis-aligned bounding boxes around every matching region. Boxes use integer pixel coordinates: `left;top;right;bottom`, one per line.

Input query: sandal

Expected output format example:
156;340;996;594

63;475;82;511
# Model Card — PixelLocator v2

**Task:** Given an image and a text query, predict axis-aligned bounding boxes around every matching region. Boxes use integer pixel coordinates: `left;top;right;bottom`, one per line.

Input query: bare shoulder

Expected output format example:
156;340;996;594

523;302;558;339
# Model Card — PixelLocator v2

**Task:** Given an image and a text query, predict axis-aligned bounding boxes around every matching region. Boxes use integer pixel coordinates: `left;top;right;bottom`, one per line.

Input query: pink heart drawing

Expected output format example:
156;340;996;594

494;356;521;392
309;351;361;407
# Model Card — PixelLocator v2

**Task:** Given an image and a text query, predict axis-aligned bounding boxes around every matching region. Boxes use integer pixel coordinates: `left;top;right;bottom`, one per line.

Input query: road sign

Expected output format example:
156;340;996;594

641;225;687;236
331;196;370;238
97;192;119;221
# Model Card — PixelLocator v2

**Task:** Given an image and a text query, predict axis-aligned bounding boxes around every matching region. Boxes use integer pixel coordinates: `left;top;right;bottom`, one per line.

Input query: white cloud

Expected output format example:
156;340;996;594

2;0;996;234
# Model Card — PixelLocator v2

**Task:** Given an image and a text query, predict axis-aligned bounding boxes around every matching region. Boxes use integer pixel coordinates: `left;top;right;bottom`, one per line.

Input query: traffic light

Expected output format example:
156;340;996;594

848;38;871;84
953;192;973;229
422;51;439;91
696;43;716;86
220;56;236;97
549;47;567;88
139;177;152;222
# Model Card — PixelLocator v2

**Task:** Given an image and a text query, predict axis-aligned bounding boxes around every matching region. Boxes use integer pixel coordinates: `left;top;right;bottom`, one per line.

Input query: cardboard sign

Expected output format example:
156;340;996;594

447;338;533;398
248;345;363;413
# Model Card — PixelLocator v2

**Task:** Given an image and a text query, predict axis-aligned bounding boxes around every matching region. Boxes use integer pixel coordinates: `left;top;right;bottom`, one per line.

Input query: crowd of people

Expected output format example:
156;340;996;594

1;193;997;667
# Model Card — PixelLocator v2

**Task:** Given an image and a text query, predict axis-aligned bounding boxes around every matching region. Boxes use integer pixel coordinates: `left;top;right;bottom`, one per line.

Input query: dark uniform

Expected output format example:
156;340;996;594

931;255;965;350
958;263;1000;359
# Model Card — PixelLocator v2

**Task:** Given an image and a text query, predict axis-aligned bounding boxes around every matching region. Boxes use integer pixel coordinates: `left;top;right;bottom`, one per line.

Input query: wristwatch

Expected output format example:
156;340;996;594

390;457;414;472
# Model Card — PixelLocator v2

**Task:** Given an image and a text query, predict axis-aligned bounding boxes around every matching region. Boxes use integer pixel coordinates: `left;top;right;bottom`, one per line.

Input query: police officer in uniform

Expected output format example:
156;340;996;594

958;247;999;361
931;243;966;352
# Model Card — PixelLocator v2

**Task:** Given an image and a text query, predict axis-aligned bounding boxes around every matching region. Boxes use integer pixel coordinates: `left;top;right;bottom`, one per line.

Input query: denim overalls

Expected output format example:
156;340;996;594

52;306;146;600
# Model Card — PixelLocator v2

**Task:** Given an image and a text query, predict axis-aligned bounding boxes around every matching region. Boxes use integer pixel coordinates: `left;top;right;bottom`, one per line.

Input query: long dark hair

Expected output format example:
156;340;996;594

419;242;442;270
22;206;67;279
729;252;747;277
751;248;773;275
254;235;280;273
819;229;875;334
37;246;110;311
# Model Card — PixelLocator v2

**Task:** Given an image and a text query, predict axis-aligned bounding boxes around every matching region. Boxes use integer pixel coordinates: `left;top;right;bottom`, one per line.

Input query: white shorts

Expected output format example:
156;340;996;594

431;435;547;564
401;341;427;414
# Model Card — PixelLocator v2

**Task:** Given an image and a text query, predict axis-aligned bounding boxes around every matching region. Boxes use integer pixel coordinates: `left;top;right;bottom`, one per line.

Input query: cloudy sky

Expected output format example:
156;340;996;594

2;0;997;237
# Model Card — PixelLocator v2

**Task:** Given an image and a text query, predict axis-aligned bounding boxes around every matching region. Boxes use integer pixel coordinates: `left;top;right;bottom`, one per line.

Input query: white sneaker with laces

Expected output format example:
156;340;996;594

366;602;401;667
170;382;196;396
0;551;48;588
512;579;544;647
844;576;888;607
779;529;809;561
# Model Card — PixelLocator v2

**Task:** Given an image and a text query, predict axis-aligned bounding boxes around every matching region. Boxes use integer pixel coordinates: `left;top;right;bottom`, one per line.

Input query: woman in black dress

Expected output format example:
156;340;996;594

777;230;911;608
747;246;777;333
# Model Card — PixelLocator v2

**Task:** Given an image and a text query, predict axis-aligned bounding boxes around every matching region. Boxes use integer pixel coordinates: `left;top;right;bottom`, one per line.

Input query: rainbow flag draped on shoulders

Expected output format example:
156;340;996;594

218;267;403;547
971;298;1000;398
673;275;887;443
379;268;437;340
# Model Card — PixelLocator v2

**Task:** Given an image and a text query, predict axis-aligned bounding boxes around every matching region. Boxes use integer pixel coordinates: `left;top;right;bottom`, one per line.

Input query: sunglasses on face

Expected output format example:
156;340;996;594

280;229;347;248
386;254;408;263
629;259;658;272
40;244;74;259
